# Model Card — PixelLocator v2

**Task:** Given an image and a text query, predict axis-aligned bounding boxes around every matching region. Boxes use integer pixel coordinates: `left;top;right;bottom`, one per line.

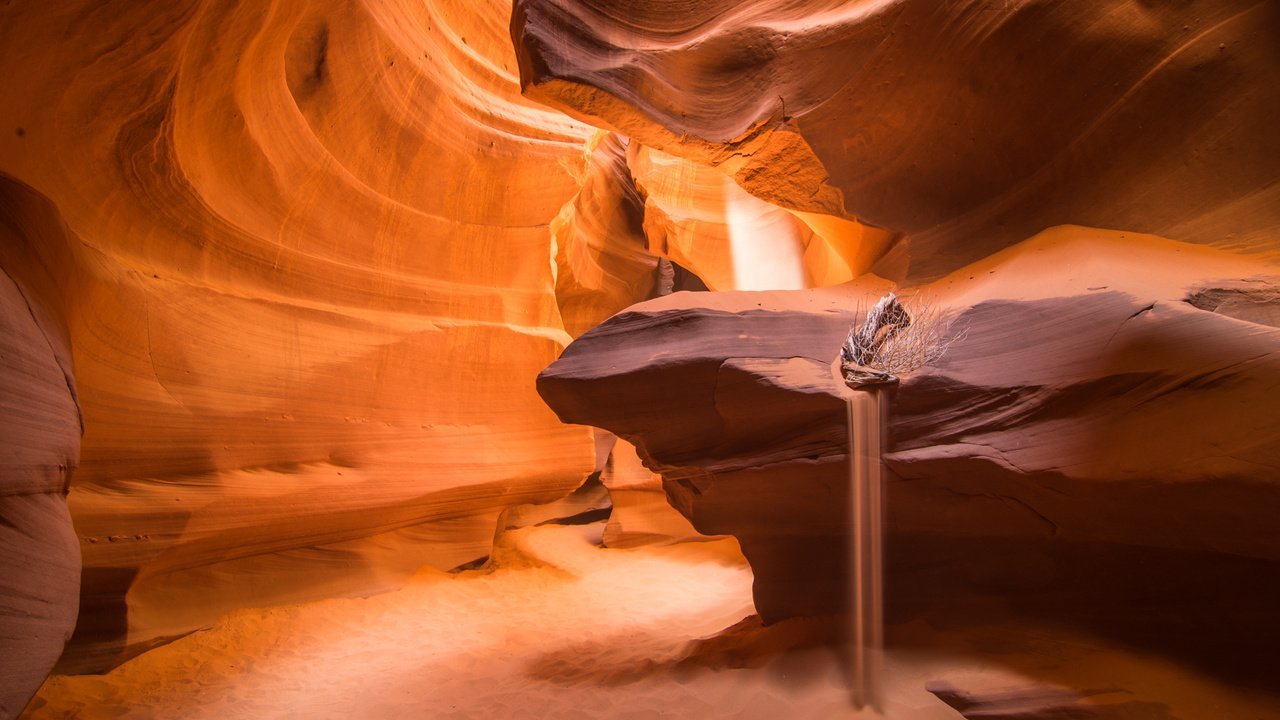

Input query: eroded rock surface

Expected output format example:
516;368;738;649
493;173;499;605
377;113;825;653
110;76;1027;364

549;132;659;338
539;229;1280;623
0;178;82;718
514;0;1280;279
0;0;599;674
2;0;1278;712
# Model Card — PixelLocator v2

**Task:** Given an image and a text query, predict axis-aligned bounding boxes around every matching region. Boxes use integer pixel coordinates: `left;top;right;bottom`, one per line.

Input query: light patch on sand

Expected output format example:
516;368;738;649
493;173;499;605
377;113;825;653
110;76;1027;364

24;525;835;719
25;523;1279;719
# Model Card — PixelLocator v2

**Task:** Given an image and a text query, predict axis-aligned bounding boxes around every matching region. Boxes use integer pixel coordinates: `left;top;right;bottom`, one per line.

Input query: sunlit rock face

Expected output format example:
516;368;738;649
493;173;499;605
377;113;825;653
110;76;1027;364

629;145;898;291
600;437;705;548
549;131;658;338
0;0;600;676
513;0;1280;279
539;229;1280;623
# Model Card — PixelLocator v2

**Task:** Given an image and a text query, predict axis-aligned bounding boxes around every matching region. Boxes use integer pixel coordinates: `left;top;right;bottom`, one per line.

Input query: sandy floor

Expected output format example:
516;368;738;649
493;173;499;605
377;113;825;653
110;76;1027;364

23;523;1280;719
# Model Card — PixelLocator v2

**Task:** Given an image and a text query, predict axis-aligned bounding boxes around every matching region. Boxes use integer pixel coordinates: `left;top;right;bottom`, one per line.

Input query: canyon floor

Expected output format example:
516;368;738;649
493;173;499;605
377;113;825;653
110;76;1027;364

22;522;1280;720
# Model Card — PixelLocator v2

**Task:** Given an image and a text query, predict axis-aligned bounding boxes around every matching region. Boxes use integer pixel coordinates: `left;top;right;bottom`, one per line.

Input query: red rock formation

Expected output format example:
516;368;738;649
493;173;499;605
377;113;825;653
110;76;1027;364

519;4;1280;672
538;229;1280;623
514;0;1280;279
0;0;601;679
0;177;81;718
926;680;1177;720
630;144;897;290
2;0;1277;712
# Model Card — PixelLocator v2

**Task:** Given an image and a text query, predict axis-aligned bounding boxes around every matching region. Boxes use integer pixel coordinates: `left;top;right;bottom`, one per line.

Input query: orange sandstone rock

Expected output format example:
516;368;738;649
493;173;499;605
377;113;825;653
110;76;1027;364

0;0;598;676
514;0;1280;280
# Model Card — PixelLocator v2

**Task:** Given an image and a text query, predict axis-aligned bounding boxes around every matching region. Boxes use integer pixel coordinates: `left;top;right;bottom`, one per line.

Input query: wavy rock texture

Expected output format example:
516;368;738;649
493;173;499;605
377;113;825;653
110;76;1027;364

514;0;1280;279
0;0;602;677
3;0;1278;713
539;229;1280;626
0;178;82;718
549;131;658;338
629;144;898;291
544;131;719;546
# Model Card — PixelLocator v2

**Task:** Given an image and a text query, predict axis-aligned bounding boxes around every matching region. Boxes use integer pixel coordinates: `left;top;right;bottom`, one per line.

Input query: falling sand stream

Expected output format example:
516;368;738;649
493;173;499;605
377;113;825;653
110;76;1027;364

847;389;886;713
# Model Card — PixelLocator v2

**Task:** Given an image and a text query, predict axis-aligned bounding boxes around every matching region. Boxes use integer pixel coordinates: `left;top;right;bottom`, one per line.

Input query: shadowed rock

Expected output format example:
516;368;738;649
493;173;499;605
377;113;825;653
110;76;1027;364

538;232;1280;637
514;0;1280;280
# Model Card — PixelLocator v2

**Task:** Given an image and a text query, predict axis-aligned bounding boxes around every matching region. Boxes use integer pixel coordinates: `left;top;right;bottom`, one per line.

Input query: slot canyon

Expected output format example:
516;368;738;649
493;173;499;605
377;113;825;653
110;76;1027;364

1;0;1278;718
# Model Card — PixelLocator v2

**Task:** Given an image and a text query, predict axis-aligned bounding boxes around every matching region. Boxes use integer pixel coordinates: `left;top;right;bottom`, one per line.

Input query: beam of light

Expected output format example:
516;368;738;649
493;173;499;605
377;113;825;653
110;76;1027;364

723;180;807;291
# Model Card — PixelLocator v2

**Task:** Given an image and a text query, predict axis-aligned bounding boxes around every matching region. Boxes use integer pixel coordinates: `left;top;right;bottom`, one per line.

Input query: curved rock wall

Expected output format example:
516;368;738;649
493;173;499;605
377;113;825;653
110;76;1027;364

549;131;658;338
514;0;1280;279
630;144;898;291
0;0;600;677
0;177;82;718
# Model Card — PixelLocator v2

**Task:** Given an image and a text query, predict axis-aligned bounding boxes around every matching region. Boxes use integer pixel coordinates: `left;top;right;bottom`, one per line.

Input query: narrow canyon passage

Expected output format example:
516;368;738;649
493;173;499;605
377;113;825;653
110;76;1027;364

2;0;1279;717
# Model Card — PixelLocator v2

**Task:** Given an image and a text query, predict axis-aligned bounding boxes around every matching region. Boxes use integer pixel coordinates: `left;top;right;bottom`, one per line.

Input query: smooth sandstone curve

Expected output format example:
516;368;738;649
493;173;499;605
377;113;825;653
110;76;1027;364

514;0;1280;280
0;0;599;676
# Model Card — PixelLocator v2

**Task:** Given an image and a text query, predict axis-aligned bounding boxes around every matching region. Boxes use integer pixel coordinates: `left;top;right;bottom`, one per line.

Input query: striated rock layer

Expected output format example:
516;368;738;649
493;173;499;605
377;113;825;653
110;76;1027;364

0;0;600;677
514;0;1280;280
0;178;82;718
539;228;1280;629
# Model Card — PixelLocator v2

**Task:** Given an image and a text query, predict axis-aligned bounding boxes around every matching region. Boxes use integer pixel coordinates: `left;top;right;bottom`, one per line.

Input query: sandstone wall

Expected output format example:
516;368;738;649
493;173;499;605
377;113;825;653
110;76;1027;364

514;0;1280;279
539;229;1280;621
3;0;1278;710
0;0;599;677
0;177;82;717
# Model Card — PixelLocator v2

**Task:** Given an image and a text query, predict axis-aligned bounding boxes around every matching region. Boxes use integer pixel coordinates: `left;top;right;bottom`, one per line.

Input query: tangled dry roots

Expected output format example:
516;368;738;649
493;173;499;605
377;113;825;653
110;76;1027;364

840;293;963;387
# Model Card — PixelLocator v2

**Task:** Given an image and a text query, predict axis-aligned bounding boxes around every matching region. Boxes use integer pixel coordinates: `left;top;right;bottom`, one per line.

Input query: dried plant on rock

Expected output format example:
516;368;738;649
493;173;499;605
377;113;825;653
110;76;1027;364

840;293;964;387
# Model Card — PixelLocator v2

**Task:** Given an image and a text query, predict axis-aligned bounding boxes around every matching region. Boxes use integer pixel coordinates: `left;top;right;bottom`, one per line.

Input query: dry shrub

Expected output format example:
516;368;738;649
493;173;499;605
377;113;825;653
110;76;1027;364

840;292;965;386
